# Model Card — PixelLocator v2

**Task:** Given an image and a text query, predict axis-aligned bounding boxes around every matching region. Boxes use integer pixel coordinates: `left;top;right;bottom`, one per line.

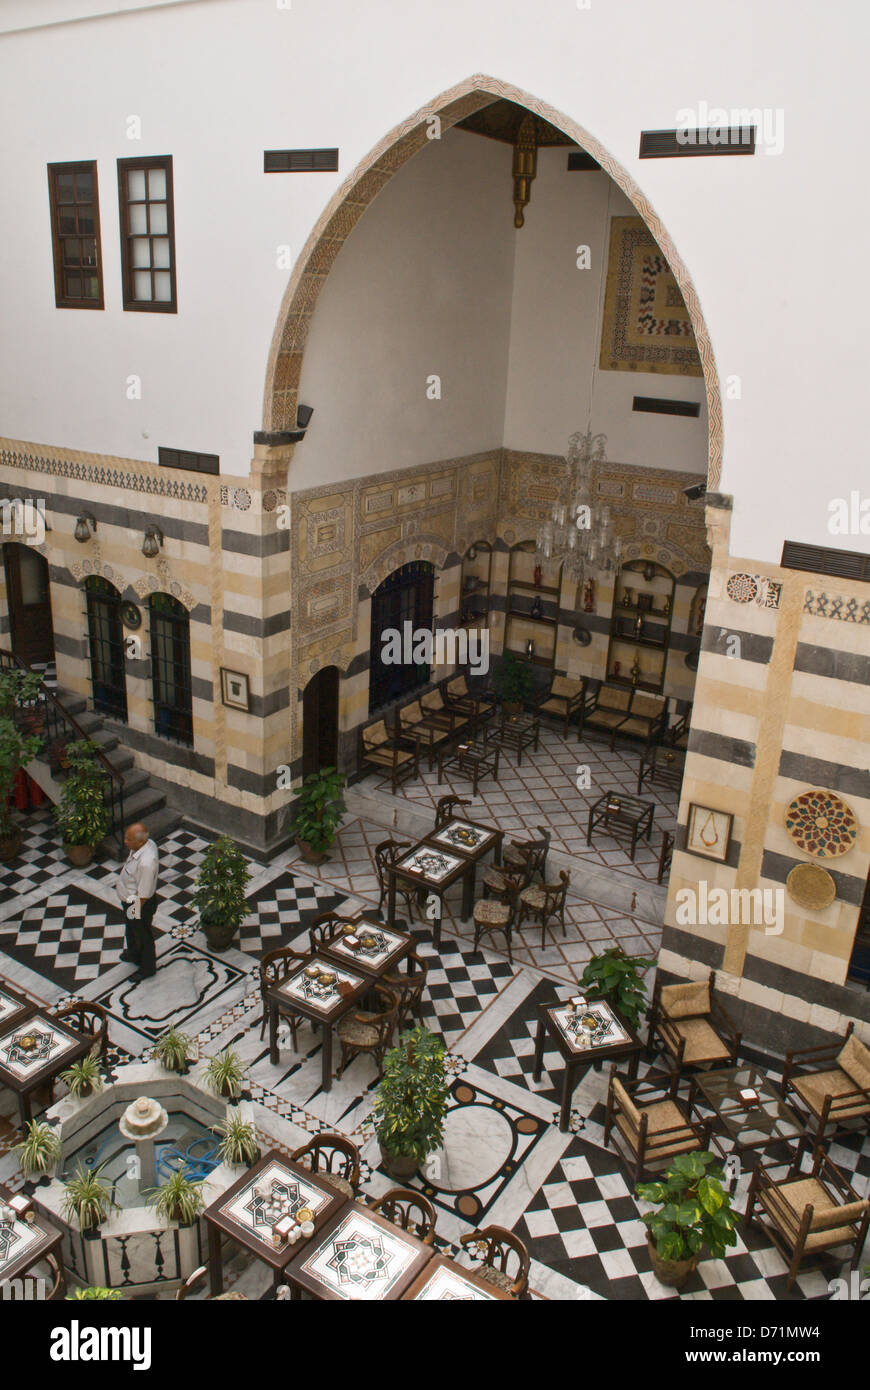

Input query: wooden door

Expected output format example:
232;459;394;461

3;543;55;666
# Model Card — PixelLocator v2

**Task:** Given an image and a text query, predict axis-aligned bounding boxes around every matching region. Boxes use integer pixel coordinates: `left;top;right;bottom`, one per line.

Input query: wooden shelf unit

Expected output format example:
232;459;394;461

606;559;676;693
503;540;562;671
459;540;493;629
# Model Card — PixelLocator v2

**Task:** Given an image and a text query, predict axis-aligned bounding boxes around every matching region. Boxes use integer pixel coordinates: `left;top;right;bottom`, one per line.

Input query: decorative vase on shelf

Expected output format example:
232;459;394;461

631;654;641;685
613;661;621;679
530;597;543;620
526;639;535;658
622;588;633;608
583;578;595;613
634;615;643;638
533;563;542;588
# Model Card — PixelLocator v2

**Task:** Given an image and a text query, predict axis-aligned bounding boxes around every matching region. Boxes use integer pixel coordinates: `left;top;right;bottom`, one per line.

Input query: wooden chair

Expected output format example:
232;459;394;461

308;910;353;954
576;682;634;747
781;1022;870;1143
370;1187;437;1244
291;1134;361;1201
473;876;522;965
359;718;419;794
441;674;496;723
53;1002;109;1062
398;699;451;770
609;691;668;748
503;825;551;879
434;794;471;830
482;837;540;902
517;870;570;950
534;674;587;735
257;946;306;1043
744;1148;870;1291
421;686;468;732
603;1066;712;1183
459;1225;531;1298
382;951;429;1031
374;839;418;921
175;1265;248;1300
656;829;674;884
336;984;400;1079
646;970;741;1072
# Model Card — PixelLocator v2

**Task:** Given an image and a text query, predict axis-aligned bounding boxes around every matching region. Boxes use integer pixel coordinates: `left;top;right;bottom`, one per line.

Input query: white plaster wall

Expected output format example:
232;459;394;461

0;0;866;563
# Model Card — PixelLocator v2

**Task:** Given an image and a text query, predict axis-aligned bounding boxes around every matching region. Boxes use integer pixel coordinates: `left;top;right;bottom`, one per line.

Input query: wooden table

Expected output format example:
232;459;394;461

686;1064;807;1190
267;955;370;1092
204;1149;348;1296
0;983;33;1032
533;997;643;1131
319;918;413;980
485;713;540;767
0;1184;65;1298
438;738;500;793
0;1008;91;1125
286;1201;433;1300
386;840;476;946
587;791;655;861
401;1251;513;1300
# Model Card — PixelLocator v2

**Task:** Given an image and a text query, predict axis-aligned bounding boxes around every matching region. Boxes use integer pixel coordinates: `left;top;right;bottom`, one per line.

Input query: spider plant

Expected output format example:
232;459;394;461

15;1119;61;1177
213;1111;259;1168
152;1026;194;1072
204;1048;245;1099
68;1286;125;1300
62;1163;119;1233
58;1054;104;1099
145;1169;205;1226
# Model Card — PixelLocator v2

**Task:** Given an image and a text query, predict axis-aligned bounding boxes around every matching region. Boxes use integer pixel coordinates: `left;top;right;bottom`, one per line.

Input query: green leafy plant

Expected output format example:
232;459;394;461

145;1168;205;1225
153;1026;194;1072
636;1150;739;1264
67;1286;125;1300
52;738;110;848
579;946;654;1030
289;768;347;855
0;669;44;844
492;652;533;708
213;1110;259;1167
373;1026;449;1166
204;1048;245;1099
15;1119;61;1176
62;1162;119;1233
191;836;252;943
59;1054;104;1098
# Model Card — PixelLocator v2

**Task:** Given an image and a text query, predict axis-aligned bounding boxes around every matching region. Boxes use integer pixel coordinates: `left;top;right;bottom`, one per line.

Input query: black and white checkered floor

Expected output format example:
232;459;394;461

0;808;867;1301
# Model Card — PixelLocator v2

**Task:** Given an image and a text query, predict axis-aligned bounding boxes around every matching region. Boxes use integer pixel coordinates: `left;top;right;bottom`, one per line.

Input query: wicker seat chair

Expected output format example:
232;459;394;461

257;946;306;1043
175;1266;249;1301
370;1187;437;1244
381;951;429;1031
291;1134;361;1201
308;910;355;954
517;870;570;950
434;794;472;830
473;875;522;964
646;970;741;1072
374;839;418;921
781;1022;870;1144
459;1225;531;1298
533;674;587;735
336;984;399;1079
53;1001;109;1062
656;829;674;885
483;827;550;899
603;1066;711;1183
359;718;419;794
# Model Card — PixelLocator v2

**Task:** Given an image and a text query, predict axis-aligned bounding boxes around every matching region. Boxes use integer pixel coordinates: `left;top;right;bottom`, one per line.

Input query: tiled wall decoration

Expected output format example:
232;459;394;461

726;573;782;609
804;589;870;623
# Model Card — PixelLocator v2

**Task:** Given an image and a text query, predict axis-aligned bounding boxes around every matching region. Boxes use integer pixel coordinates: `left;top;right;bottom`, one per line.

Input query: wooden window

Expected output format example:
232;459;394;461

117;156;177;312
47;161;104;309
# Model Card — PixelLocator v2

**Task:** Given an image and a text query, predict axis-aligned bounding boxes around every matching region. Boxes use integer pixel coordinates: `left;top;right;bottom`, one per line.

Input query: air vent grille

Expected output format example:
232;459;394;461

264;149;339;173
639;128;756;158
781;542;870;583
158;447;219;476
633;396;701;418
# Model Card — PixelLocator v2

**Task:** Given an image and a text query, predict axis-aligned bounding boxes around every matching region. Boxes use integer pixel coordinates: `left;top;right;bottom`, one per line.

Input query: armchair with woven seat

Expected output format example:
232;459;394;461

257;946;307;1043
374;838;418;921
53;1002;109;1062
533;674;587;736
609;691;668;746
382;951;429;1031
781;1022;870;1143
459;1225;531;1299
482;829;549;902
359;717;419;794
290;1134;361;1201
398;698;453;770
336;984;399;1078
434;794;472;830
370;1187;437;1244
576;682;634;748
517;870;570;950
647;971;741;1072
441;673;496;725
744;1147;870;1291
421;686;469;732
473;874;522;964
603;1066;712;1183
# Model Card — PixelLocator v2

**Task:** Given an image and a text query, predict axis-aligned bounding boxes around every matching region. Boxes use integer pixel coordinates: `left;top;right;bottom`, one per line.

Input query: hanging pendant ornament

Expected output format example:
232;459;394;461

699;811;719;847
512;113;538;228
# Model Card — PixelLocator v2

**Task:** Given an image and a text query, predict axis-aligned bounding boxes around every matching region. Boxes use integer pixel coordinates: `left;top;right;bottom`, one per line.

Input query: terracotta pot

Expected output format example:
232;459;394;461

647;1235;699;1288
65;843;95;868
202;917;237;952
379;1144;419;1182
296;838;328;865
0;826;23;863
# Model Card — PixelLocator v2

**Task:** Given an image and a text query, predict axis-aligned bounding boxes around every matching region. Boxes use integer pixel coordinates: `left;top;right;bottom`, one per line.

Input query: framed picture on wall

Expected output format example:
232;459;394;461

686;803;733;863
220;668;250;712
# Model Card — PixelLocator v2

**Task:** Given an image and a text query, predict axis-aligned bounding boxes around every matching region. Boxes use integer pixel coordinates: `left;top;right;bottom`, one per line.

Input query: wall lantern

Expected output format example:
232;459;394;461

74;513;96;543
142;526;163;559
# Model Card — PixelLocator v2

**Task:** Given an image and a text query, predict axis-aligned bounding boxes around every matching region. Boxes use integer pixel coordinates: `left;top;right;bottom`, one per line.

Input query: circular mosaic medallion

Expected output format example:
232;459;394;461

784;788;858;859
234;488;252;511
726;573;758;603
786;863;837;911
262;490;277;513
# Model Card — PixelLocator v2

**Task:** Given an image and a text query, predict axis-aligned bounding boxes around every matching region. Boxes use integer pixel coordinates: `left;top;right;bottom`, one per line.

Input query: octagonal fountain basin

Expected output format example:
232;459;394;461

33;1062;254;1296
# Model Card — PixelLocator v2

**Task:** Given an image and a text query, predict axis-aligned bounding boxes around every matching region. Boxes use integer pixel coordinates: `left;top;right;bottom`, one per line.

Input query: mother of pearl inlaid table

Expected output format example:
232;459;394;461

203;1149;348;1297
386;820;502;948
267;953;371;1091
0;982;32;1033
0;1006;91;1125
318;917;413;981
400;1252;513;1300
0;1183;65;1299
533;995;643;1131
285;1201;433;1301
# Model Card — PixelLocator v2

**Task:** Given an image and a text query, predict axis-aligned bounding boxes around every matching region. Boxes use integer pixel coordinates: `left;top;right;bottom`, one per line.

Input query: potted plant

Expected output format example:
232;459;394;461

68;1286;125;1300
191;836;252;952
15;1119;61;1179
579;945;654;1031
213;1110;260;1169
153;1025;194;1073
636;1150;739;1289
289;767;347;864
145;1169;205;1227
59;1055;104;1099
62;1162;119;1236
492;652;533;718
52;738;110;867
204;1048;245;1099
0;669;44;862
373;1026;449;1181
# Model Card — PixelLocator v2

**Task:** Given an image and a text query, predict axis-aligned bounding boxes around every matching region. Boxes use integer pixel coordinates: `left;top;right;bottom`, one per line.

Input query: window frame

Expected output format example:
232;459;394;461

47;160;105;310
116;154;178;313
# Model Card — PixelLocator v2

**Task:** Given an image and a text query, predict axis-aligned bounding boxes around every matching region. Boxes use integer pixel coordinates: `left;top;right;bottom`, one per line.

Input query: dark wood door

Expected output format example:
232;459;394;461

3;543;55;666
302;666;339;779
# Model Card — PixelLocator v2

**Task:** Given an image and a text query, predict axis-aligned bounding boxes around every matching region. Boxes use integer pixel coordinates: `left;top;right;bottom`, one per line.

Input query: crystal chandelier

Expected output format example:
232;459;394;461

535;429;623;580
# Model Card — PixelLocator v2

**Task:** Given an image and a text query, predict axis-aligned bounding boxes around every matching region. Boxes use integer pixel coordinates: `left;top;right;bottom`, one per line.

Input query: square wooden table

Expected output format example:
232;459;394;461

438;739;500;793
204;1149;348;1296
0;1008;91;1125
319;918;413;980
401;1251;512;1300
686;1064;807;1189
0;983;32;1032
587;791;655;861
533;997;643;1131
0;1185;64;1295
424;817;503;866
386;842;474;946
267;955;370;1092
286;1201;433;1301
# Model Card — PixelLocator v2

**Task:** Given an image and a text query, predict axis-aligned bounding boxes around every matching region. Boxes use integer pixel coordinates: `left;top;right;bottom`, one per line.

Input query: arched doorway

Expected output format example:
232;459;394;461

149;592;193;745
302;665;340;779
3;543;54;666
84;576;127;721
368;561;434;713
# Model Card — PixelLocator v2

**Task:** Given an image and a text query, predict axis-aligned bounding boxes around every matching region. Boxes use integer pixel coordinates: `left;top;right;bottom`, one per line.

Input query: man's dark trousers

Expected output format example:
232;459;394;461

124;895;157;978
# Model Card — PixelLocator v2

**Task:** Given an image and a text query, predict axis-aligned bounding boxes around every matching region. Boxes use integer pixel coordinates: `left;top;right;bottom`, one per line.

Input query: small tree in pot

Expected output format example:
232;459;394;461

636;1150;738;1288
578;946;654;1031
492;652;533;718
289;767;346;864
0;668;44;862
192;836;252;952
52;739;110;867
374;1026;449;1182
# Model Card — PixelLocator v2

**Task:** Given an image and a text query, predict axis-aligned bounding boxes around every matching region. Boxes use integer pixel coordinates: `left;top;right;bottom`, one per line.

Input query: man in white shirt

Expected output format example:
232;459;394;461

116;822;159;981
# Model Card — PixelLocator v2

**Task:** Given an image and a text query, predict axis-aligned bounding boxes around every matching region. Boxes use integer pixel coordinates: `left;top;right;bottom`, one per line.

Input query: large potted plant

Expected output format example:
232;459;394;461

0;668;44;862
62;1162;119;1237
213;1111;260;1169
145;1170;205;1227
289;767;346;864
191;836;252;952
492;652;533;718
636;1150;739;1289
204;1048;245;1100
58;1055;104;1099
578;945;654;1031
153;1026;195;1073
373;1026;449;1181
15;1119;61;1180
52;738;111;867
